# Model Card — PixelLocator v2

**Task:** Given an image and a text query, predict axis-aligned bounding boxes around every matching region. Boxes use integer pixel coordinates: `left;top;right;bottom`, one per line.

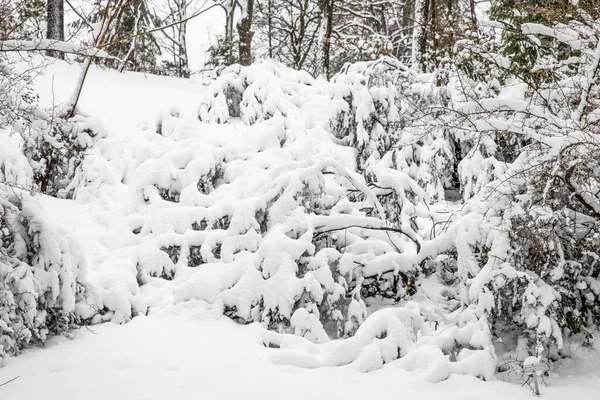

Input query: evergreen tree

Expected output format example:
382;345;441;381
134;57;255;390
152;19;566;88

0;0;45;41
75;0;162;74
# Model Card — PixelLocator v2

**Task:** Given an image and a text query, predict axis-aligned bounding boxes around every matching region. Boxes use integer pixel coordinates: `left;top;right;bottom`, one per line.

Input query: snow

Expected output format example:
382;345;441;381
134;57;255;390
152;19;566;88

0;39;110;58
1;40;600;397
1;306;599;400
521;24;581;50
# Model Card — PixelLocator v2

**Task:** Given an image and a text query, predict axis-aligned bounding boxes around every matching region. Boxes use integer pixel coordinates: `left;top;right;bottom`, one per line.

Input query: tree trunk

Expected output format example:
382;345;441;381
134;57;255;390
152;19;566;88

412;0;426;72
420;0;430;69
176;0;189;78
469;0;477;26
237;0;255;66
430;0;438;56
223;2;237;42
46;0;64;59
318;0;333;79
267;0;273;58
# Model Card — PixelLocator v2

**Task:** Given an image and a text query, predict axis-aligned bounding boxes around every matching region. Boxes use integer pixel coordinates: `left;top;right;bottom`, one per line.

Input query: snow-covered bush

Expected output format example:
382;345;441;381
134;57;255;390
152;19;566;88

198;62;314;125
21;115;103;198
0;184;95;358
0;55;104;358
1;55;102;197
12;3;594;379
440;4;600;362
331;57;456;203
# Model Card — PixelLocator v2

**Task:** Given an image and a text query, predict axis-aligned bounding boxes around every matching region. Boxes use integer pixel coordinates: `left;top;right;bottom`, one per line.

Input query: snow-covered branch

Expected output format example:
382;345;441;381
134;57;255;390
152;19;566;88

0;39;112;58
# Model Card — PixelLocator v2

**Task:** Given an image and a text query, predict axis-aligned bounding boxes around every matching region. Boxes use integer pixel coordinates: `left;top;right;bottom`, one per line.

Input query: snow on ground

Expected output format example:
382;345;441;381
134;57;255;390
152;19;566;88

2;60;600;399
1;303;599;400
33;58;207;127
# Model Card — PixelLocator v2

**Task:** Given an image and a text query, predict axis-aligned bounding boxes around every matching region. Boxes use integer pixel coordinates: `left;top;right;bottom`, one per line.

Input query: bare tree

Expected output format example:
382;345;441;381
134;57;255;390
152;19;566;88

66;0;131;118
153;0;194;77
255;0;322;74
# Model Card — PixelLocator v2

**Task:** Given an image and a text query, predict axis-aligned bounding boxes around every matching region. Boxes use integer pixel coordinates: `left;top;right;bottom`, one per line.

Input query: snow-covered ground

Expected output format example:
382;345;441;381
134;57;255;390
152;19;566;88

1;60;600;399
1;304;599;400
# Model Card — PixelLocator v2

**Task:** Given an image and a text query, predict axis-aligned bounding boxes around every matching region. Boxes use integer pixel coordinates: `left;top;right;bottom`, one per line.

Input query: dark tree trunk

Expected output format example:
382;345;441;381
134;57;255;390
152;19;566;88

267;0;273;58
237;0;255;66
469;0;477;26
46;0;64;59
419;0;430;70
431;0;438;52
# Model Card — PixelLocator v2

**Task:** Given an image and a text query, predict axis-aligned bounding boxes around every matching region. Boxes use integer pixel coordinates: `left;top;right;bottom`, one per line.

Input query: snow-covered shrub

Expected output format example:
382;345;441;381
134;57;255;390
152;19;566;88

0;185;95;358
0;56;103;358
198;61;314;125
331;57;456;203
441;5;600;362
0;55;102;197
21;115;103;198
329;57;406;158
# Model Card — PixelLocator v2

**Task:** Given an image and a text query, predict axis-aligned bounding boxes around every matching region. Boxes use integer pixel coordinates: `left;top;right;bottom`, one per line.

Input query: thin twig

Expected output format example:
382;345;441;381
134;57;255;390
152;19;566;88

84;325;98;336
65;0;94;31
0;376;20;387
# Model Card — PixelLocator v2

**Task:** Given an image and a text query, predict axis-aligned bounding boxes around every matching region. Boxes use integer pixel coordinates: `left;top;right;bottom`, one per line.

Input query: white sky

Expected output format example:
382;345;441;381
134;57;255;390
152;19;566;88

186;5;225;71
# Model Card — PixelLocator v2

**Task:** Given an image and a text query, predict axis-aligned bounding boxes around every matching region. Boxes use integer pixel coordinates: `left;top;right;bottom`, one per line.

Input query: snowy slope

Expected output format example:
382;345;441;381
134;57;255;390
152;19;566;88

1;60;599;398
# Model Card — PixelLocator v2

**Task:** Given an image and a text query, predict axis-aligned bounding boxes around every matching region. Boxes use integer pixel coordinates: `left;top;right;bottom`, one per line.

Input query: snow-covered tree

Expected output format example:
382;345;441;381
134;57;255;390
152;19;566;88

435;0;600;361
0;57;99;359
